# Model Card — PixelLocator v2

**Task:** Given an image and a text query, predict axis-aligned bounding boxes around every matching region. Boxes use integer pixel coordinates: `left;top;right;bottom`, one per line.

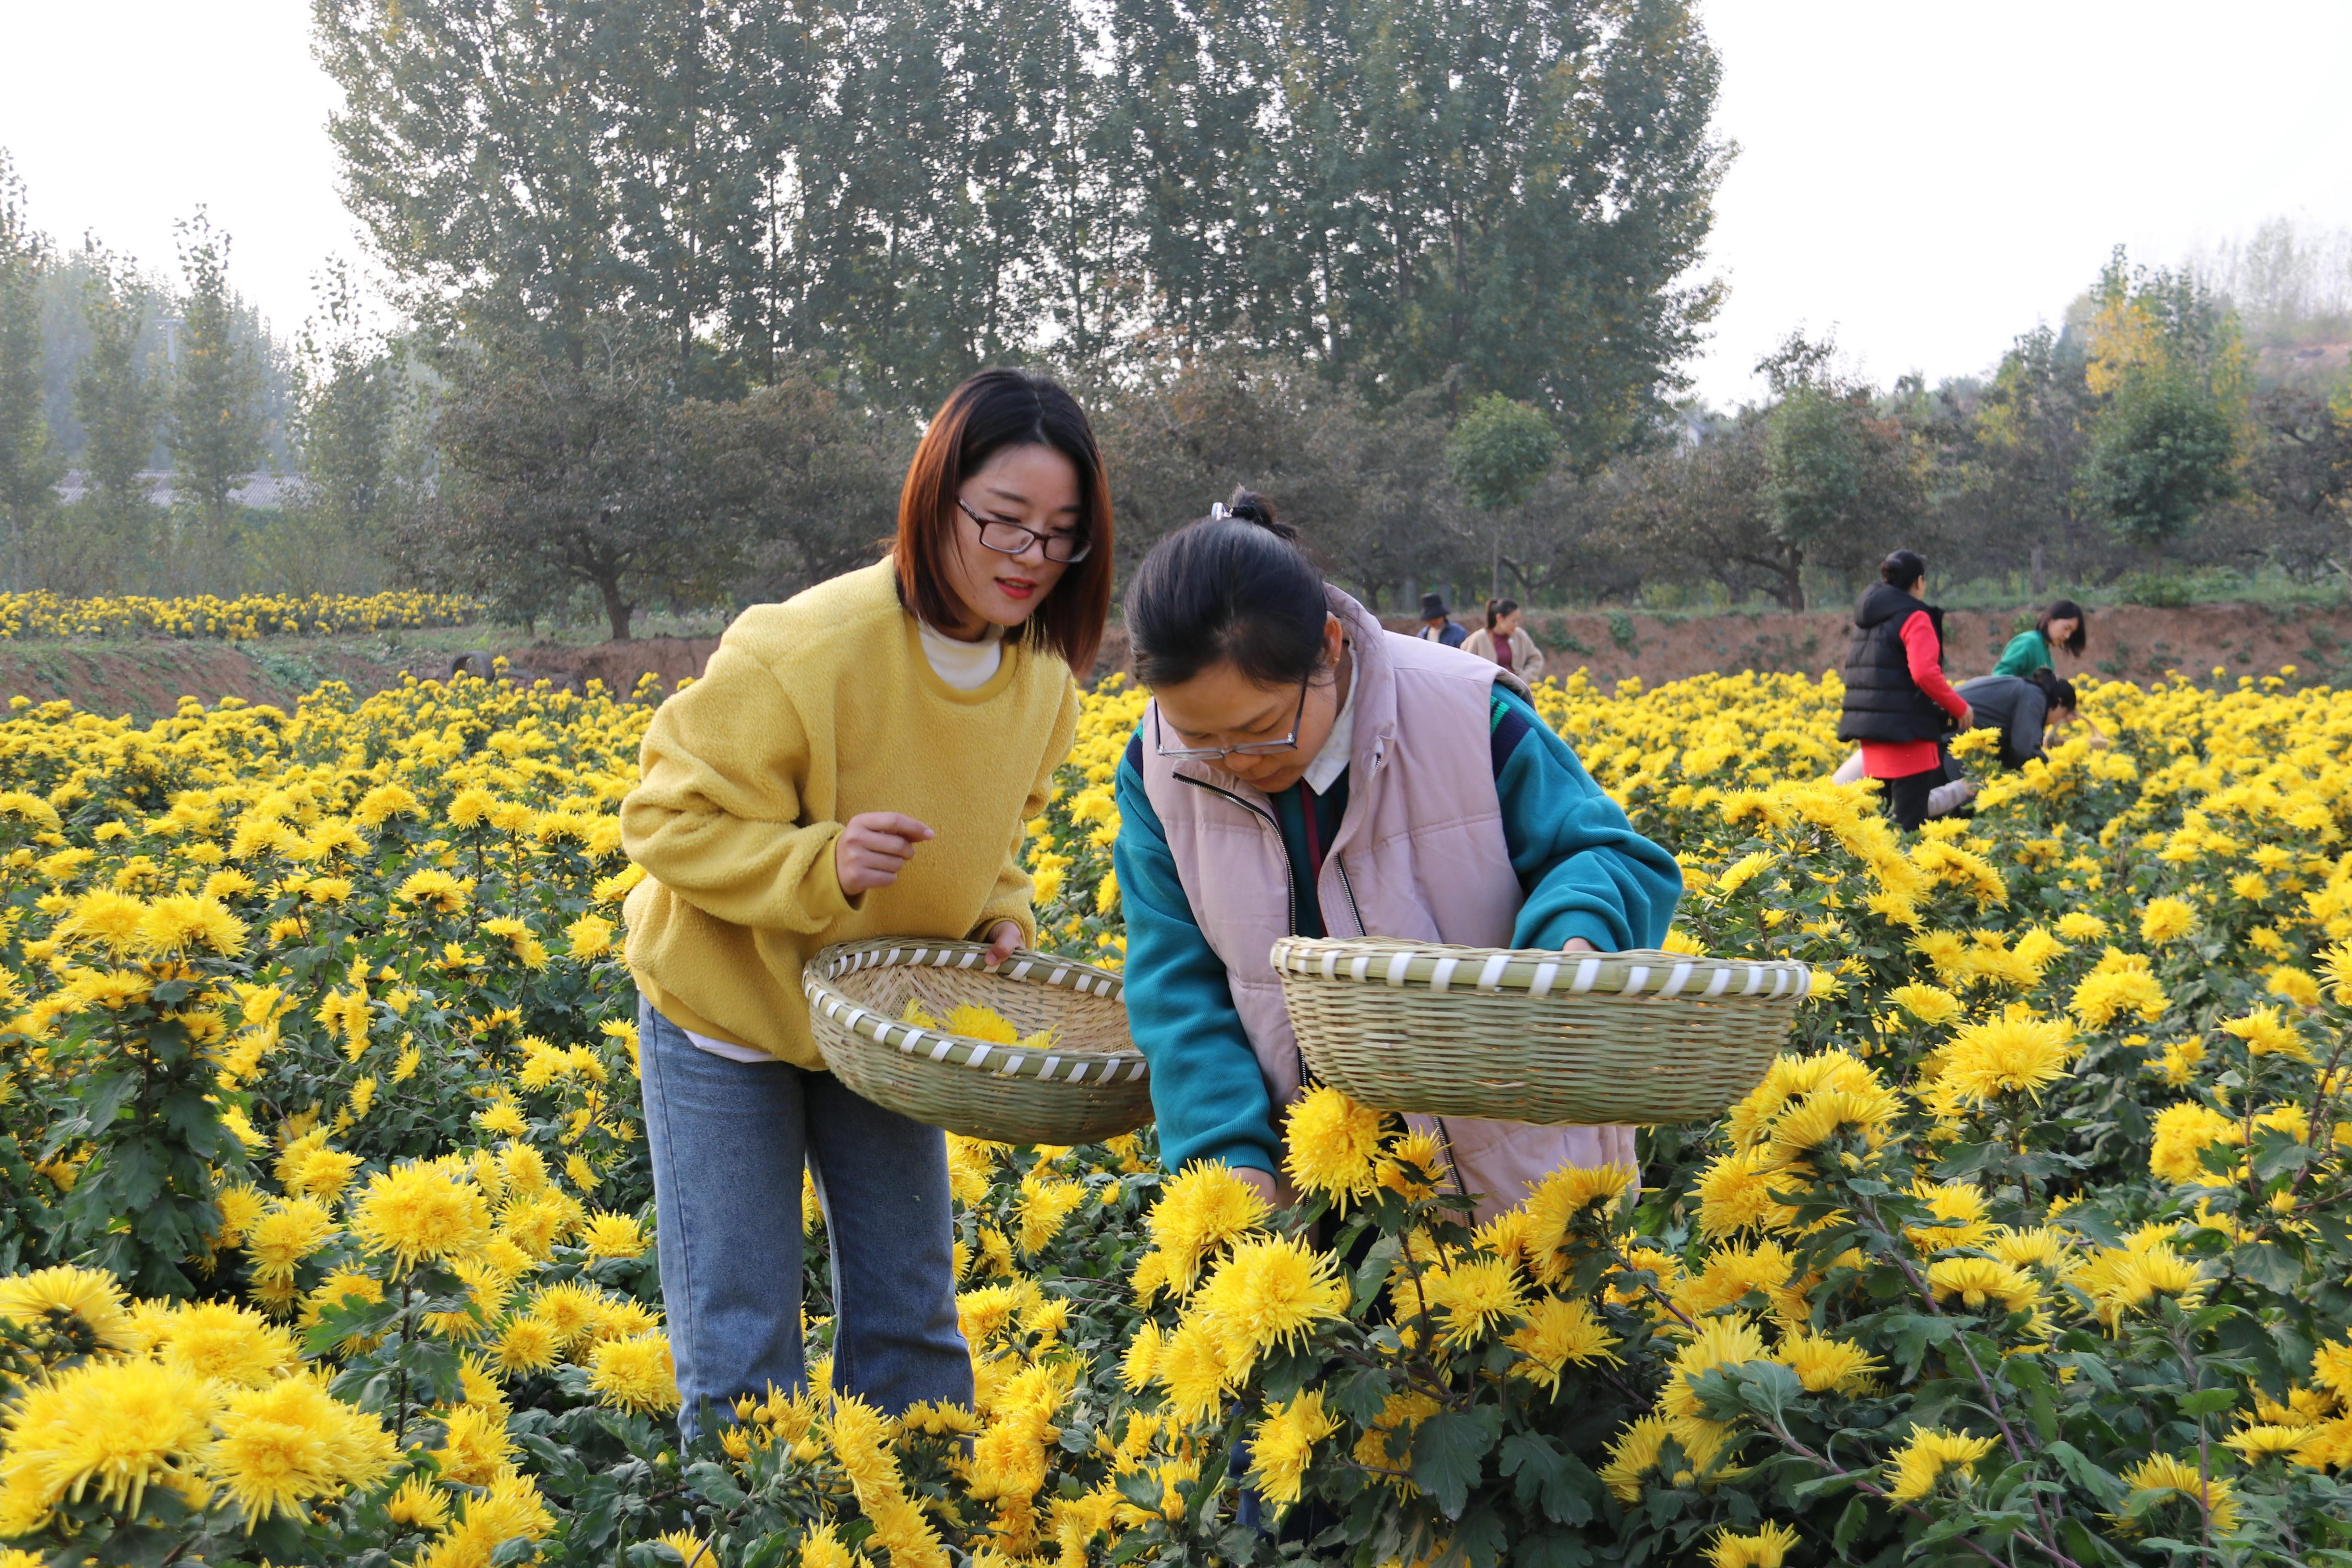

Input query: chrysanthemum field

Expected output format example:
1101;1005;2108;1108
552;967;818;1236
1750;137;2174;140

0;663;2346;1568
0;591;480;641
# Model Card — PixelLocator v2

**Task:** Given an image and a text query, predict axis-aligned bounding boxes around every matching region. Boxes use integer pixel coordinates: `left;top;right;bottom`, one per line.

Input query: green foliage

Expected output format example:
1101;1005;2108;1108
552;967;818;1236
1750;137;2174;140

1447;395;1559;514
2083;373;2243;550
0;151;63;581
164;210;267;538
405;324;905;638
313;0;1727;455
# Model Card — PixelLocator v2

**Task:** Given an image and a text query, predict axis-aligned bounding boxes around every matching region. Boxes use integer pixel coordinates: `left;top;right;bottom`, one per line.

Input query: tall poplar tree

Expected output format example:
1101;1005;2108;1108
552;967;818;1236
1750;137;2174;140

315;0;1727;447
165;212;267;543
74;247;163;514
0;152;62;588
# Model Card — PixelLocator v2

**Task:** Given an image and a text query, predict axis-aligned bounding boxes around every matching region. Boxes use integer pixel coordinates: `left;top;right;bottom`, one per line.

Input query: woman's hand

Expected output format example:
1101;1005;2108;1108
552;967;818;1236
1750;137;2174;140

982;921;1024;967
1957;703;1976;731
1563;937;1597;954
1231;1167;1281;1207
835;812;933;896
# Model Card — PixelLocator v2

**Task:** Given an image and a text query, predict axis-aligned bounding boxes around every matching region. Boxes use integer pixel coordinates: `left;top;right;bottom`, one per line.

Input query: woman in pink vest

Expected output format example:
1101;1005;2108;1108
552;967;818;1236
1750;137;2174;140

1110;492;1683;1221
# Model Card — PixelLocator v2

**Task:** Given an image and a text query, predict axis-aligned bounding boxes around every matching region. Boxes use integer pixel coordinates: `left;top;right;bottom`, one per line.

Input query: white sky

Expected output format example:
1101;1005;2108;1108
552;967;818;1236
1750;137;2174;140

0;0;2347;407
1694;0;2352;406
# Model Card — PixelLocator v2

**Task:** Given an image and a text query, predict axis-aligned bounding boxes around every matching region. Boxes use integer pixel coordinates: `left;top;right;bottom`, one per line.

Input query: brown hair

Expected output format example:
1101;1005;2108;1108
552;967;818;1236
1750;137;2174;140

2035;598;2088;656
894;368;1113;674
1485;597;1519;631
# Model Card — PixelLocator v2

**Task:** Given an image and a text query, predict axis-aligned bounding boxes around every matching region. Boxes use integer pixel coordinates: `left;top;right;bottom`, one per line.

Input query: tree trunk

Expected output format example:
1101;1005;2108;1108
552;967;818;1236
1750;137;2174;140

2030;542;2047;597
1781;552;1807;613
598;576;634;642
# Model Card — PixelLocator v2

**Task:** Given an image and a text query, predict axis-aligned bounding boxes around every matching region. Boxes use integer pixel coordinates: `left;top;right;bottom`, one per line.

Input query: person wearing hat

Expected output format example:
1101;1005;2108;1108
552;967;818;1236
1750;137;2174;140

1417;592;1468;648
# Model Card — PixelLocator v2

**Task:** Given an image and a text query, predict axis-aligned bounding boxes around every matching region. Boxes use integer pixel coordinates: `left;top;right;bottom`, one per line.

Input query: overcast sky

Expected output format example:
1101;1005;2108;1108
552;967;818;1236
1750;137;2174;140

1;0;2347;407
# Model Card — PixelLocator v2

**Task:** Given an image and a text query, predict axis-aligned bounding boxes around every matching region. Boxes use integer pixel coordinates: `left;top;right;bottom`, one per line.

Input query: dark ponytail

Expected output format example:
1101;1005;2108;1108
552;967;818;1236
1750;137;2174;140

1485;597;1518;631
1127;488;1333;688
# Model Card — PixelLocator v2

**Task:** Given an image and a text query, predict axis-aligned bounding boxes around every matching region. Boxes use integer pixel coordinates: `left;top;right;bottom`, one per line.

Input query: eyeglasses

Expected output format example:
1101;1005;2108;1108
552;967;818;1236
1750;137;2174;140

956;496;1090;564
1154;672;1312;761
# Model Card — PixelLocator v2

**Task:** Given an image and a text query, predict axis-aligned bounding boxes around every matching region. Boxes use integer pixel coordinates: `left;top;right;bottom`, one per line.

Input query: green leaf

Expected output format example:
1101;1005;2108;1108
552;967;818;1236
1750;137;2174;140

1499;1433;1595;1526
2230;1242;2303;1293
2043;1441;2126;1505
2178;1388;2236;1419
1409;1411;1495;1520
1511;1529;1593;1568
1832;1494;1870;1554
1351;1232;1403;1314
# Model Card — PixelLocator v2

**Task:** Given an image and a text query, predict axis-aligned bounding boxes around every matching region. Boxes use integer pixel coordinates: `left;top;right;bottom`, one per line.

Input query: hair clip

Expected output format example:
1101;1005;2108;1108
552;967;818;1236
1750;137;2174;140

1208;502;1229;520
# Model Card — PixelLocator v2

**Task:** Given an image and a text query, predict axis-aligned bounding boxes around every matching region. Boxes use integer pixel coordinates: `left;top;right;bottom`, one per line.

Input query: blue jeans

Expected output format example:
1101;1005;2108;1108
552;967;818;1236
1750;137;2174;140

637;996;973;1436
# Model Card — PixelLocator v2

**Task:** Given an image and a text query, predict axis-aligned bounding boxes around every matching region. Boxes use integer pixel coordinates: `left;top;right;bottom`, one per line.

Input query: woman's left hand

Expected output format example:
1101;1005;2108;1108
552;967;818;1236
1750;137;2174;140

1563;937;1597;953
983;921;1024;966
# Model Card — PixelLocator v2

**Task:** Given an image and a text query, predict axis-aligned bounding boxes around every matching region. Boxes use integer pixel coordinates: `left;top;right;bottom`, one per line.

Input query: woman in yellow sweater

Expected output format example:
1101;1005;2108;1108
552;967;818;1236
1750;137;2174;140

620;369;1111;1432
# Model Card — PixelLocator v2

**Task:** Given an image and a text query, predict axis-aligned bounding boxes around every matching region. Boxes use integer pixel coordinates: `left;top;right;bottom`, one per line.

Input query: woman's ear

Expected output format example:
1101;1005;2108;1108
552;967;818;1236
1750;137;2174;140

1324;612;1346;665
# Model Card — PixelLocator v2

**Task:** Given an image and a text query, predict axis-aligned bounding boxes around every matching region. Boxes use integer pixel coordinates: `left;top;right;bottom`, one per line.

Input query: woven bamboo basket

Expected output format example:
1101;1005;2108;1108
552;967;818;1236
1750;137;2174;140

1272;937;1811;1126
804;939;1149;1144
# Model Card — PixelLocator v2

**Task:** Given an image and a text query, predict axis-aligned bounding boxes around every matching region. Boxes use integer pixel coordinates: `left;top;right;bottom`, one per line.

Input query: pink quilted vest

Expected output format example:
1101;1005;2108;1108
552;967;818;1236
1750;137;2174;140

1137;592;1638;1223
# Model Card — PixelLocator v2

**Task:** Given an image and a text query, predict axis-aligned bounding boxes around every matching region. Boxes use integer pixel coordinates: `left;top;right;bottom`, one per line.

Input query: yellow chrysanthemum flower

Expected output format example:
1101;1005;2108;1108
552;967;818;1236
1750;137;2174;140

1885;1425;1998;1502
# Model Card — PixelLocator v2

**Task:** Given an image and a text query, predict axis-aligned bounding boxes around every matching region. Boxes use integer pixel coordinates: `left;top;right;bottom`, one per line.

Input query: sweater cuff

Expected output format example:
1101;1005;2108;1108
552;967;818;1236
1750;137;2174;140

972;907;1036;947
796;823;859;921
1550;915;1620;954
1191;1138;1282;1178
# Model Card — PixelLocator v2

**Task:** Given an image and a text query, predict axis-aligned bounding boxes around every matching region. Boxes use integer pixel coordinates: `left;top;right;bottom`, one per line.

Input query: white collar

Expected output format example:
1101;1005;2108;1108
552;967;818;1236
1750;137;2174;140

1302;649;1357;796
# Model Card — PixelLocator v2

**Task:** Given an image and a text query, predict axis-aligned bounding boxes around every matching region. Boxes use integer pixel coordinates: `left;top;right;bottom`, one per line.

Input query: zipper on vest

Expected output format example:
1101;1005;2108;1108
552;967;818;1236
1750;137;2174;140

1334;857;1367;937
1173;771;1317;1093
1173;773;1297;937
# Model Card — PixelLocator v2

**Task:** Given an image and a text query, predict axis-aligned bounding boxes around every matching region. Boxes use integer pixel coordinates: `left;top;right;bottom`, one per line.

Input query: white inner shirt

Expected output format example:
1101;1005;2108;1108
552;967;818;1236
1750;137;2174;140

918;618;1005;690
1302;648;1358;797
683;618;1008;1064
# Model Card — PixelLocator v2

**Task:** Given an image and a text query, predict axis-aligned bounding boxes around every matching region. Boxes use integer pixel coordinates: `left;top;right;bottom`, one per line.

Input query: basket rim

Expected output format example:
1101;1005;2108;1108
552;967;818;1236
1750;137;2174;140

1270;936;1813;1002
804;939;1146;1088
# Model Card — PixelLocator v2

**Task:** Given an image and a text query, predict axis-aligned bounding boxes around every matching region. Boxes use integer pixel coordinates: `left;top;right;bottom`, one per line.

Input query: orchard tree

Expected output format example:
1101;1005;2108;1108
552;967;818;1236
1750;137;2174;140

2078;248;2249;552
1087;349;1463;610
1751;334;1925;610
1447;392;1559;598
1615;414;1777;605
1947;324;2097;593
413;324;887;638
667;365;913;601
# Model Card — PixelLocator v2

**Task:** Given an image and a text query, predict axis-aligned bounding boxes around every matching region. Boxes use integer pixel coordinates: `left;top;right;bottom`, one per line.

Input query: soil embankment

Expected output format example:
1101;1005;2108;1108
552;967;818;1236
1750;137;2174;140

1439;601;2352;689
2;604;2347;723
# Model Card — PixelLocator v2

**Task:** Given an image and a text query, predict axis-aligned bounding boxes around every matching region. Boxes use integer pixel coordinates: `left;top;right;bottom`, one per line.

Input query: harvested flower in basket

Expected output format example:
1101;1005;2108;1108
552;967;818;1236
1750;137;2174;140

902;999;1059;1054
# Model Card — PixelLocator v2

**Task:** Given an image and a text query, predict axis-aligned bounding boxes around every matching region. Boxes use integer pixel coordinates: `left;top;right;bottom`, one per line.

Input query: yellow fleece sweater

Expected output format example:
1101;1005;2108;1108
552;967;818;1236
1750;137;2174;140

621;561;1080;1067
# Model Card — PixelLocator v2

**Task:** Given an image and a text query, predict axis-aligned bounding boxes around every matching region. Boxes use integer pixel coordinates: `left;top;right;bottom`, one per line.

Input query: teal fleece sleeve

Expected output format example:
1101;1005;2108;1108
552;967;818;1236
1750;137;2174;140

1493;687;1685;952
1111;740;1282;1176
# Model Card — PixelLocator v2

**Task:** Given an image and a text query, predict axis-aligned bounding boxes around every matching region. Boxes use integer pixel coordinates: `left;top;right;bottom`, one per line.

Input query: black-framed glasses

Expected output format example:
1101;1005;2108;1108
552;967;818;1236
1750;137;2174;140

956;496;1090;564
1154;672;1312;761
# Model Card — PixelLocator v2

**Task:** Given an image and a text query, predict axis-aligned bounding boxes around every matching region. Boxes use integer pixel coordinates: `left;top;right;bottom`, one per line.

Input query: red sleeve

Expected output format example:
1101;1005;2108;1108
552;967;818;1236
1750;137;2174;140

1901;611;1968;721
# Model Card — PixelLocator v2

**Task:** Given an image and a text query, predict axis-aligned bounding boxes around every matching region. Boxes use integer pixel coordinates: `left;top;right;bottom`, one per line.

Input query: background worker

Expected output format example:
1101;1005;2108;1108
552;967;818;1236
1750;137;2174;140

1463;598;1547;682
1954;669;2079;769
1835;549;1972;831
1831;669;2085;816
1416;592;1468;648
1993;598;2088;678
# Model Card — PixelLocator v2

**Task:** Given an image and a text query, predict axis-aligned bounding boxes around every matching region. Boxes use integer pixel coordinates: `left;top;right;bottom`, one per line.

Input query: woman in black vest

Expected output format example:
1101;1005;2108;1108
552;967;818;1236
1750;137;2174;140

1836;550;1973;830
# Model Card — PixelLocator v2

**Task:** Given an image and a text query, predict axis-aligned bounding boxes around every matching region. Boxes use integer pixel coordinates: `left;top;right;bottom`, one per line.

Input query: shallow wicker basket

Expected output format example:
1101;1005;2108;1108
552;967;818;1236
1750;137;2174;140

1272;937;1812;1127
804;939;1149;1145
